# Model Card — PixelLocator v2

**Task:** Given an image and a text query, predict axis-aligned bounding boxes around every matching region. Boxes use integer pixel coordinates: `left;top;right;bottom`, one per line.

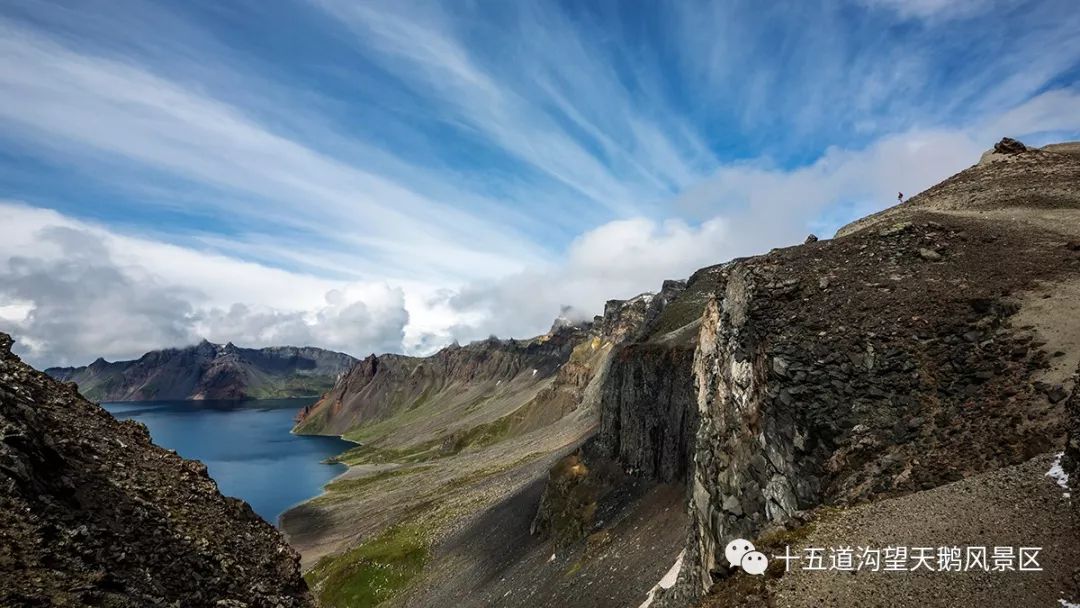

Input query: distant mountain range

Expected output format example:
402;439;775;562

45;340;356;402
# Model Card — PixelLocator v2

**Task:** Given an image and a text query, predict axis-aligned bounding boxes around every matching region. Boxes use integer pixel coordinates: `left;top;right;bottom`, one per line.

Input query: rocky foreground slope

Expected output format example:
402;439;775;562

0;333;314;606
285;139;1080;608
46;340;355;402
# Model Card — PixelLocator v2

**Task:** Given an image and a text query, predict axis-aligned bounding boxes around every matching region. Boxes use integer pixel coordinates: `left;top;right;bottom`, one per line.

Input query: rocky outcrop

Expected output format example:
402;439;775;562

994;136;1028;154
46;340;355;402
663;152;1080;603
597;295;653;343
531;276;713;548
0;333;313;607
1062;362;1080;486
595;283;687;344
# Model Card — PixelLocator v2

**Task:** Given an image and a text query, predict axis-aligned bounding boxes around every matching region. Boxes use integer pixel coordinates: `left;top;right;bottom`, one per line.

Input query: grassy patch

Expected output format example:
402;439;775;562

756;521;818;552
332;440;445;466
406;385;435;411
306;524;429;608
335;414;517;466
755;505;844;577
247;373;338;399
448;415;513;451
313;466;432;504
307;451;546;605
645;265;724;339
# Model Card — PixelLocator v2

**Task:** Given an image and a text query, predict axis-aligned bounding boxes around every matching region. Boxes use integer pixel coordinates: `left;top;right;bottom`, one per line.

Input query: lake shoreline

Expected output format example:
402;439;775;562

103;398;353;526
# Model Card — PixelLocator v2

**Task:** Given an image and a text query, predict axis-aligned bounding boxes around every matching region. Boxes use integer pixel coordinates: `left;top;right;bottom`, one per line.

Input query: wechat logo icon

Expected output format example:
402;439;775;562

725;538;769;576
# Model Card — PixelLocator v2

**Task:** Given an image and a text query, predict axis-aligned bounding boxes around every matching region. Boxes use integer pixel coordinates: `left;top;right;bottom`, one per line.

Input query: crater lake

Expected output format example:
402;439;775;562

103;398;352;525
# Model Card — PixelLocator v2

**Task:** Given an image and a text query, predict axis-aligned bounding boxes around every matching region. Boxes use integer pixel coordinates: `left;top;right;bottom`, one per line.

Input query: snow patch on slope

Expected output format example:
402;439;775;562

1047;452;1071;498
639;550;684;608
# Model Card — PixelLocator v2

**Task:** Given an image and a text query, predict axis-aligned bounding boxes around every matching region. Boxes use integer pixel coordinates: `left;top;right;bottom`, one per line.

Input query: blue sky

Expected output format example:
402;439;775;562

1;0;1079;367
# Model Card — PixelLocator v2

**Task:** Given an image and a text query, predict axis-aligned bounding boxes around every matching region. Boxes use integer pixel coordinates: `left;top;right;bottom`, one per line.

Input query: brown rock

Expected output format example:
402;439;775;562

994;137;1028;154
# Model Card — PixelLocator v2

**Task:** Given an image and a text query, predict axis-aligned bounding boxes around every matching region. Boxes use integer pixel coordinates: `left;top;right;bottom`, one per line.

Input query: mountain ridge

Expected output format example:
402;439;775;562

45;339;356;401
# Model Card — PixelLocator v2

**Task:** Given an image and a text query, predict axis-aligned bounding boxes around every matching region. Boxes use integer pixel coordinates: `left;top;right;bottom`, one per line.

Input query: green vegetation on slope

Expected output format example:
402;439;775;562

312;466;432;505
305;524;429;608
644;265;724;340
303;451;548;606
333;415;515;466
245;373;340;399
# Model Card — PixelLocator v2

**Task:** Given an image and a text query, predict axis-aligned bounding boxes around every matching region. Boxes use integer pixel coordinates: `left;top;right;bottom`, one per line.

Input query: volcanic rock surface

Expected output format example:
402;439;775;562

0;333;313;607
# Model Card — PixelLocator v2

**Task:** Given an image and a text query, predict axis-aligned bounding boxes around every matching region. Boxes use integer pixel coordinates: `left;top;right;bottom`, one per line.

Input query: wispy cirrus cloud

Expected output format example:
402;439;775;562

313;0;715;216
0;18;546;283
856;0;1000;21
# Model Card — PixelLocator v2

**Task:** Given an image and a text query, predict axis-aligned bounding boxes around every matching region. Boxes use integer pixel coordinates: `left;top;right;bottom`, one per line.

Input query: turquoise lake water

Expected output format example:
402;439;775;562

102;398;352;526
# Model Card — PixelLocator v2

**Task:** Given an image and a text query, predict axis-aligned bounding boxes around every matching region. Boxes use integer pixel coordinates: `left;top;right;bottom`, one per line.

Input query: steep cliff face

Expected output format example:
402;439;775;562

594;343;697;482
0;333;313;607
46;340;355;402
590;276;704;483
531;274;709;546
665;141;1080;603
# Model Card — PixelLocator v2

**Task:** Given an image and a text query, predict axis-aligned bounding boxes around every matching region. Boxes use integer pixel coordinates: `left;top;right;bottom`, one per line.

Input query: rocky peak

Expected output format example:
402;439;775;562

596;292;655;342
194;338;218;357
548;311;591;335
840;135;1079;236
994;136;1028;154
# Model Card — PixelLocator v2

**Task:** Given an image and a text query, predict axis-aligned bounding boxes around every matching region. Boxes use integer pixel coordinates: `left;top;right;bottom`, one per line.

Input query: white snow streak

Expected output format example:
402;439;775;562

1047;452;1071;498
639;550;684;608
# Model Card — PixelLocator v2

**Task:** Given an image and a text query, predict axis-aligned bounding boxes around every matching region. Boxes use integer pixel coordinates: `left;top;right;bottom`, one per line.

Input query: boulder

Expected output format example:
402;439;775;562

994;137;1028;155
